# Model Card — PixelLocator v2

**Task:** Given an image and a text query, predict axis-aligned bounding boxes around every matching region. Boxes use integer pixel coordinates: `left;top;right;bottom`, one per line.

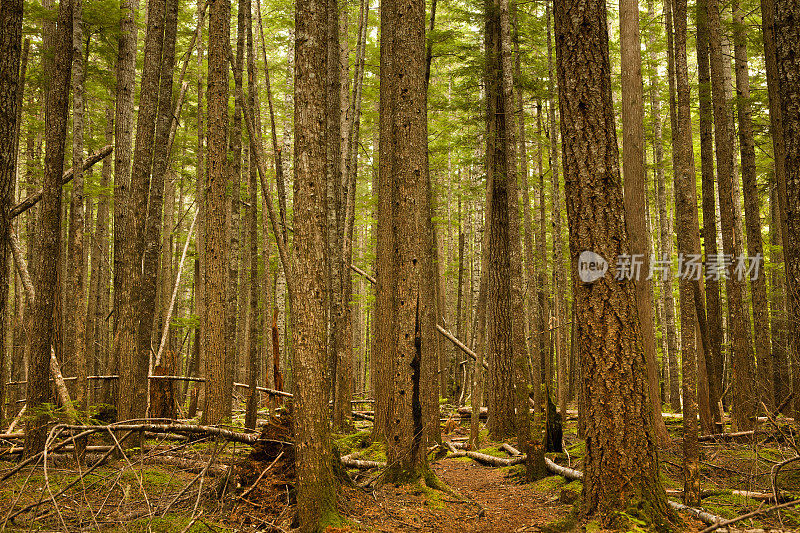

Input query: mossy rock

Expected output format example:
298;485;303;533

333;430;372;454
559;480;583;504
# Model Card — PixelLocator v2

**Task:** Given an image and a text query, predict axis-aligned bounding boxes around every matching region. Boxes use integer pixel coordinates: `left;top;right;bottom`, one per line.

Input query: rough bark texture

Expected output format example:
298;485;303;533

773;0;800;428
663;0;682;413
66;0;86;415
293;0;341;522
620;0;668;446
696;0;724;427
203;0;231;425
733;0;773;411
485;0;514;440
25;0;72;457
770;186;790;404
0;0;24;427
672;0;701;504
554;0;673;525
117;0;166;424
379;0;434;484
112;0;139;416
708;0;756;430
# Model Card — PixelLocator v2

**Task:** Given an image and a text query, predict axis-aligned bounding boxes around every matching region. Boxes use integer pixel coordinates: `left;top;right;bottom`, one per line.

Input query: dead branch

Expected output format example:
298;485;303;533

238;451;284;500
9;145;113;218
698;498;800;533
436;325;489;370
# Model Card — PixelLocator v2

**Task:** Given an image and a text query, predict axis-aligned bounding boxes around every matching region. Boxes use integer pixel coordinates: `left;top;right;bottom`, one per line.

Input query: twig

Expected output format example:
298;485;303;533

238;451;284;500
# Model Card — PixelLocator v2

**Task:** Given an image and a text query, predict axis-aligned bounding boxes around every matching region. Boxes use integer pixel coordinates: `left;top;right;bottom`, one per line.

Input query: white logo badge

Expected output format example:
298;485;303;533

578;251;608;283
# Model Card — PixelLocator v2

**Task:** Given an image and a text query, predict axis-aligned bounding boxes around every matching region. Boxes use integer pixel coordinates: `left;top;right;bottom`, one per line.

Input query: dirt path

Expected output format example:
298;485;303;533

433;457;570;532
339;456;571;533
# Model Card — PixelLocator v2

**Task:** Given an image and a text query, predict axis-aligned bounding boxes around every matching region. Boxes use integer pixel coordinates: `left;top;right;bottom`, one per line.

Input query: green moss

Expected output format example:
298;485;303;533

565;441;585;459
477;446;506;458
333;430;372;454
532;475;566;492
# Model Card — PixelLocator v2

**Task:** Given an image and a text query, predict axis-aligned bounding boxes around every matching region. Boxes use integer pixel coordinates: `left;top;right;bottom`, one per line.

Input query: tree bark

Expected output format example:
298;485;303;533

203;0;231;425
733;0;773;411
773;0;800;431
554;0;674;524
113;0;139;384
0;0;24;426
696;0;724;427
292;0;341;519
708;0;756;431
25;0;72;457
620;0;669;446
485;0;514;440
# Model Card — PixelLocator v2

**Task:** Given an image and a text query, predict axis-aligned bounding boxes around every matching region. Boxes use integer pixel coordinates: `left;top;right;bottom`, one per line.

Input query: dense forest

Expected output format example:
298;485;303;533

0;0;799;530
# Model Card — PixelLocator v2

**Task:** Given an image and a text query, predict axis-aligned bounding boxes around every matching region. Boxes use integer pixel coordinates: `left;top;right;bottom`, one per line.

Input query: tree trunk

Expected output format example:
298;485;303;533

620;0;669;446
66;0;87;422
0;0;24;427
25;0;72;457
773;0;800;430
696;0;724;427
708;0;756;431
485;0;514;440
117;0;166;424
672;0;702;504
663;0;682;413
292;0;341;519
203;0;231;425
733;0;773;411
554;0;674;524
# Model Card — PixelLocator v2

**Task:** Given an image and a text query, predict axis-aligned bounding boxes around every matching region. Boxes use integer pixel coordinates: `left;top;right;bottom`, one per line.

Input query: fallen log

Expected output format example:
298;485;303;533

9;145;113;218
59;423;264;445
698;430;758;442
665;488;792;502
340;456;384;469
352;411;374;422
143;454;229;476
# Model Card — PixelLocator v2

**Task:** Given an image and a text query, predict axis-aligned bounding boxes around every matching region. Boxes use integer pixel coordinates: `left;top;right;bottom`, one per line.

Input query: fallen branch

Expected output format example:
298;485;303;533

143;455;229;476
9;145;113;218
698;429;758;442
665;488;791;502
698;498;800;533
350;264;376;284
59;423;264;445
239;451;284;500
340;456;385;470
436;325;488;370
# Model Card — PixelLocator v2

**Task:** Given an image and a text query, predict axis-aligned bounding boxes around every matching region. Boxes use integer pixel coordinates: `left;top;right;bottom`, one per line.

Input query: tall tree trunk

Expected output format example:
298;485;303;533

485;0;514;440
139;0;179;418
66;0;87;419
672;0;703;504
620;0;669;445
0;0;24;426
734;0;773;411
696;0;724;427
646;0;678;418
113;0;139;416
292;0;341;519
203;0;231;425
664;0;682;413
546;1;562;405
379;0;437;484
116;0;166;424
708;0;756;430
25;0;72;457
773;0;800;427
535;101;548;417
554;0;673;522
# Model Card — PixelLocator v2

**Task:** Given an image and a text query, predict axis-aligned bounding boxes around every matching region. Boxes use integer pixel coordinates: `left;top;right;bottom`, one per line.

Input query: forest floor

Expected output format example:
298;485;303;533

1;408;799;532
